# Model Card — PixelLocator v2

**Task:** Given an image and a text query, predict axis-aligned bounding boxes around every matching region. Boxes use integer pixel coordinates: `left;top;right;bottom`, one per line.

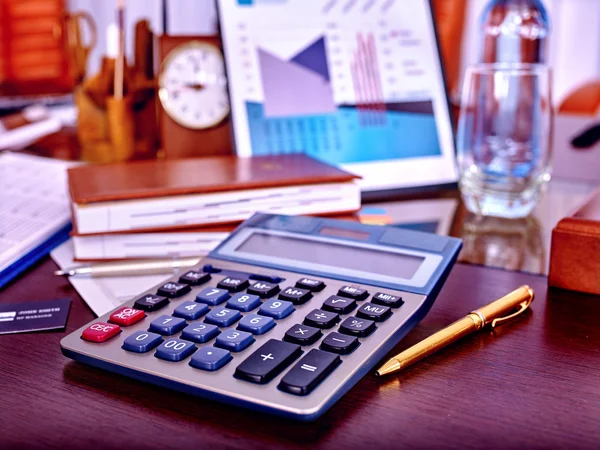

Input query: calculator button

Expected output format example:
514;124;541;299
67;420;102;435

304;309;339;329
278;286;312;305
295;278;325;292
157;282;191;298
320;332;359;355
122;331;163;353
202;264;222;273
189;347;232;371
249;274;285;284
258;299;295;319
205;308;242;327
109;307;145;326
134;294;169;312
215;329;255;352
217;276;249;293
226;293;261;312
372;292;404;308
234;339;303;384
337;286;369;301
356;303;392;322
237;314;276;335
179;271;211;286
322;295;357;315
81;322;121;343
278;349;341;396
148;315;187;335
155;338;197;362
247;281;280;298
283;324;323;346
196;287;230;306
339;316;376;337
180;323;220;343
173;301;209;320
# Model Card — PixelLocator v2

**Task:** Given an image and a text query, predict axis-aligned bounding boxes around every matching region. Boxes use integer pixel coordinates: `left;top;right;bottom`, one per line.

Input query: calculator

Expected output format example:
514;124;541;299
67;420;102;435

61;213;461;420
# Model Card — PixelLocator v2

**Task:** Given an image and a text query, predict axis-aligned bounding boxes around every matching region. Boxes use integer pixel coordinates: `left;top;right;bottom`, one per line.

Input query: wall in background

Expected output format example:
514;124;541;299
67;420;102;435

67;0;217;75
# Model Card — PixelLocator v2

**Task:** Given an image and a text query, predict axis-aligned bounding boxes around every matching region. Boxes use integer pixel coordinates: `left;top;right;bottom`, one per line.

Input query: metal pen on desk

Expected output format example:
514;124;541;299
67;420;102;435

54;257;201;278
376;285;534;377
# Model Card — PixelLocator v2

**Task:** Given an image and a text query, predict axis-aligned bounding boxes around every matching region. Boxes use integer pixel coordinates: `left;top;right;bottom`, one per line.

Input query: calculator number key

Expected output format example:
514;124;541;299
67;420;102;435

81;322;121;343
295;278;325;292
179;271;211;286
173;301;209;320
155;339;196;362
109;307;145;326
204;308;242;327
372;292;404;308
278;287;312;305
237;314;276;335
356;303;392;322
304;309;339;329
322;296;357;315
196;287;230;306
134;294;169;312
215;329;255;352
320;332;359;355
149;315;187;335
217;276;249;293
234;339;303;384
189;347;232;371
339;317;376;337
283;324;323;346
247;281;280;298
180;323;220;343
258;299;295;319
122;331;163;353
338;286;369;301
157;282;191;298
278;349;341;396
226;293;261;312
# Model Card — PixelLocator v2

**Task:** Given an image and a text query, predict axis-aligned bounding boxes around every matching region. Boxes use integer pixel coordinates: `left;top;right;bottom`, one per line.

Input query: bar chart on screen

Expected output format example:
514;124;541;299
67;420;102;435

222;0;444;165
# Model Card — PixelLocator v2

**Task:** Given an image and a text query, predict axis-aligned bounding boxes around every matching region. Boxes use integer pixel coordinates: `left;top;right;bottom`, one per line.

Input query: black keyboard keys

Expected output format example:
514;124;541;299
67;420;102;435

247;281;280;298
372;292;404;308
234;339;302;384
320;332;359;355
339;316;376;337
178;271;211;286
284;324;323;346
279;286;312;305
322;295;356;314
304;309;339;329
157;282;191;298
295;278;325;292
356;303;392;322
134;294;169;312
337;286;369;301
278;349;341;396
217;276;249;293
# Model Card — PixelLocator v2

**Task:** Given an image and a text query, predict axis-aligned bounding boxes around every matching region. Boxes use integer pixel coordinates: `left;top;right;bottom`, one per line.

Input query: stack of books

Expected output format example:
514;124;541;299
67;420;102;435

67;154;361;261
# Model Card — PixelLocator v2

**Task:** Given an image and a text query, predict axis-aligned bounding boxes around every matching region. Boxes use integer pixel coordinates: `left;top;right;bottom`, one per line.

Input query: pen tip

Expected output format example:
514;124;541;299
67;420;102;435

54;270;70;276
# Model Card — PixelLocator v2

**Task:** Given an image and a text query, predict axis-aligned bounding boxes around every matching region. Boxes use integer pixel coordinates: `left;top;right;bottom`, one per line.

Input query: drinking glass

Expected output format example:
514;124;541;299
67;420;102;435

457;64;553;218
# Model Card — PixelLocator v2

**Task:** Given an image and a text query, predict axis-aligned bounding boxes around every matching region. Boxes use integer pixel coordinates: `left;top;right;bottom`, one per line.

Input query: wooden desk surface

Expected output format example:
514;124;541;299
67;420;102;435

1;258;598;449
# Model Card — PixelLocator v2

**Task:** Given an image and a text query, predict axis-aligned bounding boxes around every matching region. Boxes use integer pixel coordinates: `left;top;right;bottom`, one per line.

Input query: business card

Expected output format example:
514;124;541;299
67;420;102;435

0;298;71;334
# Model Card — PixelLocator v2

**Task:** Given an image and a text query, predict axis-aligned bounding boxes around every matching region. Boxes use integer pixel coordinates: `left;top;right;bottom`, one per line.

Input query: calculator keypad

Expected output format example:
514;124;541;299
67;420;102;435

75;262;413;408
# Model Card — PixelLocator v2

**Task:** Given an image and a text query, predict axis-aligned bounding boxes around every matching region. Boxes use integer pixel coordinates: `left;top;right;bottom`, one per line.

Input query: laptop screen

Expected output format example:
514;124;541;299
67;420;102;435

217;0;458;192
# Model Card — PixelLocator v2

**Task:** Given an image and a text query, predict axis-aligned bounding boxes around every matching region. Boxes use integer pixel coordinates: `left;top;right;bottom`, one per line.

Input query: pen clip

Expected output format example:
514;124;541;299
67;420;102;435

490;298;533;328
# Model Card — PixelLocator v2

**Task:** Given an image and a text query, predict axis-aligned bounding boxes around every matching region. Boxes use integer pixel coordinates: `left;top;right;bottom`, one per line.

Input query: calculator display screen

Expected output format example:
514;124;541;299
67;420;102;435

235;232;425;279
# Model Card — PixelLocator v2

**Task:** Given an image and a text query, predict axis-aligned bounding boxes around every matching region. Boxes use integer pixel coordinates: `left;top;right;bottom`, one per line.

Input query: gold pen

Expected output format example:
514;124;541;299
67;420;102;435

376;285;534;377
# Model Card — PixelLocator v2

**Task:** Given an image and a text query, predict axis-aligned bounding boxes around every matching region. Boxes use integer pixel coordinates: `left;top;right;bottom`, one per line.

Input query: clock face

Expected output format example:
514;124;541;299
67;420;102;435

158;41;230;130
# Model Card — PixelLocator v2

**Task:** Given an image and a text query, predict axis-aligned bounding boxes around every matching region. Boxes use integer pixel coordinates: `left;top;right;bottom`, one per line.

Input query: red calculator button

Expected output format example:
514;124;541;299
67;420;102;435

109;307;146;326
81;322;121;343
